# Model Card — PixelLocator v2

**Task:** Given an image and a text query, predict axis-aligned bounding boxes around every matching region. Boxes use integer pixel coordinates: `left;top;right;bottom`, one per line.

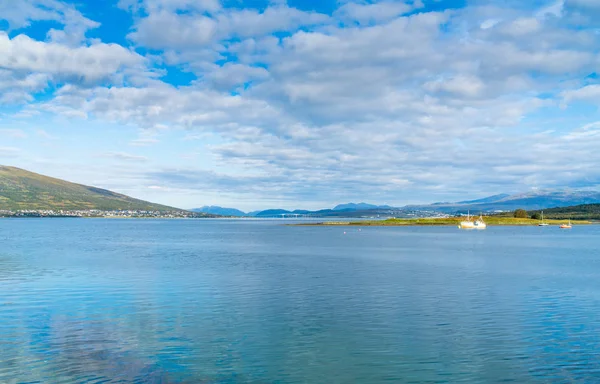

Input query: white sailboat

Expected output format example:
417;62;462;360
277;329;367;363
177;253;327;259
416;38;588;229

458;211;487;230
560;218;572;229
538;211;549;226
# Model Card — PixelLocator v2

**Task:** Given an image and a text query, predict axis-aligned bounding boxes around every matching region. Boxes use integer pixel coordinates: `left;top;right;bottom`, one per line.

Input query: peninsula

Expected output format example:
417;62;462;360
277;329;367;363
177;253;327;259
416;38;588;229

298;216;592;227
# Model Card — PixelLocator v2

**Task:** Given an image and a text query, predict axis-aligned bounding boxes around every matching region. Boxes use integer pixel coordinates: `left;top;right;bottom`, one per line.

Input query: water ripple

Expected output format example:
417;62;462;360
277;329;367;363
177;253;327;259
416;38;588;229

1;220;600;382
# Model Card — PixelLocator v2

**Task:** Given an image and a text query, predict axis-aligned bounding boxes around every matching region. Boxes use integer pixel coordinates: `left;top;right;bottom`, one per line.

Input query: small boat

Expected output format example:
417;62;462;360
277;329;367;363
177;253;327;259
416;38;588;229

538;211;549;227
559;218;572;229
458;211;487;230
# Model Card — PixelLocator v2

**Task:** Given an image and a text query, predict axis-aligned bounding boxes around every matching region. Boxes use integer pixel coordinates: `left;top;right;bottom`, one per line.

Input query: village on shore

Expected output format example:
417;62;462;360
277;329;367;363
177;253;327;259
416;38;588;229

0;209;209;218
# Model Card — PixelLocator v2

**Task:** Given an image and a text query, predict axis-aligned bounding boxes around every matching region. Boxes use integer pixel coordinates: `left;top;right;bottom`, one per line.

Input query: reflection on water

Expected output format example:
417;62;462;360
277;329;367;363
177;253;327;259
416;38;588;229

1;219;600;382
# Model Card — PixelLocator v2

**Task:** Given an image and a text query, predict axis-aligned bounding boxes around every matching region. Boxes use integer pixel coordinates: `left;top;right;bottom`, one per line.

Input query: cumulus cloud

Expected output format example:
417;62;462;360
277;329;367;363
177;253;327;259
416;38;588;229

0;33;146;83
37;84;280;131
6;0;600;206
0;32;153;104
334;1;417;25
202;63;270;91
424;75;486;98
127;3;329;60
119;0;221;13
215;6;329;39
0;0;100;45
562;85;600;105
0;69;50;104
128;11;218;50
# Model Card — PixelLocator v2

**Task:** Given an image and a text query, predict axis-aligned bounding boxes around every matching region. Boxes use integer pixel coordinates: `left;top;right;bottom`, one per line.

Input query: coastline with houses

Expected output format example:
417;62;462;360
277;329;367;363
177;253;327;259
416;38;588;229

0;209;213;219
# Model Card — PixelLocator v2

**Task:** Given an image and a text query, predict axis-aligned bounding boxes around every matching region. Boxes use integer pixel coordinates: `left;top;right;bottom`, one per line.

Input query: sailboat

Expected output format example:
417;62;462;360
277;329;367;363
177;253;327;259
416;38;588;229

458;211;487;230
559;218;572;229
538;211;549;227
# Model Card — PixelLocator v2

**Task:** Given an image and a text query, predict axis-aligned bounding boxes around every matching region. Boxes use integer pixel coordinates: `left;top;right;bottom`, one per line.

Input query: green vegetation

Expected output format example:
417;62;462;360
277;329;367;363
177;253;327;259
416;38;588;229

529;204;600;220
0;166;180;211
513;209;529;218
300;216;591;227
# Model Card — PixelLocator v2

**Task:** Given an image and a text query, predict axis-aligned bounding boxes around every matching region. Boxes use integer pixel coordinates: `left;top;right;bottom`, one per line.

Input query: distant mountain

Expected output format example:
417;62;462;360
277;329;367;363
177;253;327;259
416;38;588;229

406;190;600;213
456;194;511;205
245;207;405;218
192;190;600;219
253;209;292;217
486;190;600;211
0;165;182;211
192;206;247;216
333;202;393;211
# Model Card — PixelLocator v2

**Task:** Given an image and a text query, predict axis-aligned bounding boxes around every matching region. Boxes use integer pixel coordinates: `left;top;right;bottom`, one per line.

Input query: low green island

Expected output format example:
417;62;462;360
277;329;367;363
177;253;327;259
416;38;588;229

298;216;593;227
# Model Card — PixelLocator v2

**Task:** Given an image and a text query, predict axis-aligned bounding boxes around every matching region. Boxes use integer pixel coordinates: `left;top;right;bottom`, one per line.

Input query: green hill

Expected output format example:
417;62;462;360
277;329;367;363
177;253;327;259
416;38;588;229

0;166;181;211
530;204;600;220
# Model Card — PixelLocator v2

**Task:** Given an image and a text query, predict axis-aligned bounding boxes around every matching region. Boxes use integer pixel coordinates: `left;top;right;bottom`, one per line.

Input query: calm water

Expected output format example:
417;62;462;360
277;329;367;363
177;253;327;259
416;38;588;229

1;219;600;383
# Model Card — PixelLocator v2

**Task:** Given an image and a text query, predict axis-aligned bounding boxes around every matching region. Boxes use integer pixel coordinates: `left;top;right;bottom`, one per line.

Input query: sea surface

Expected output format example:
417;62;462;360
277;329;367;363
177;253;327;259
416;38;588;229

1;219;600;383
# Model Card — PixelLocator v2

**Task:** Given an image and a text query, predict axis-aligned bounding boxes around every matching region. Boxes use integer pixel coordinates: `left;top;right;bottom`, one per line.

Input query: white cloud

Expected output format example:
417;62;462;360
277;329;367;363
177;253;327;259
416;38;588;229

502;17;541;36
0;0;100;45
0;33;147;83
424;75;485;98
0;32;153;104
215;6;329;39
334;1;415;25
562;85;600;105
7;0;600;206
127;4;329;50
128;11;218;49
202;63;270;91
0;70;50;104
35;83;282;135
46;9;101;46
101;152;149;162
119;0;221;13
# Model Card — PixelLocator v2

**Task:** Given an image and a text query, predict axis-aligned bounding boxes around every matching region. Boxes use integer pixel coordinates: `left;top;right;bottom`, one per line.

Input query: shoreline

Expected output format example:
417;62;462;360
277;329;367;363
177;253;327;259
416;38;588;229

292;217;594;227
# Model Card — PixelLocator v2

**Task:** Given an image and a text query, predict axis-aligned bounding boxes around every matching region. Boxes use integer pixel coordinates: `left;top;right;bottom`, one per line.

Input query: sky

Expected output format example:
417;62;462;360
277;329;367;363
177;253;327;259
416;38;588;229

1;0;600;210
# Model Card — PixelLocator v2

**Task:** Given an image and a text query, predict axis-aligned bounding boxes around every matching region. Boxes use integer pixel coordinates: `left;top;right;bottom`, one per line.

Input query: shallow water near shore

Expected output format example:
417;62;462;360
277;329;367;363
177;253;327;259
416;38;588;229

1;218;600;383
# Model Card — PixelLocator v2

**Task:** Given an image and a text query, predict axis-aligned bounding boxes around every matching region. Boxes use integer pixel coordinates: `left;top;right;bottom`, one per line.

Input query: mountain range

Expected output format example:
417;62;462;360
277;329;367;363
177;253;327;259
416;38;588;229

0;165;181;212
193;206;247;217
333;202;392;211
192;203;394;217
409;190;600;213
193;190;600;217
3;165;600;217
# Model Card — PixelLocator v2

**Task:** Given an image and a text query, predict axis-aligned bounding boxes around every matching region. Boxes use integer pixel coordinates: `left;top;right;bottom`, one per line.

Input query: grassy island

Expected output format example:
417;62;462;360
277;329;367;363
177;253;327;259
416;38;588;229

297;217;593;227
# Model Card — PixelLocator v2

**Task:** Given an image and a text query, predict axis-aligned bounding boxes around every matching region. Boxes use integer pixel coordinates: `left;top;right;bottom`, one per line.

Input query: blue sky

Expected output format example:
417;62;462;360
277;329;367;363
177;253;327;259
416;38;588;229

1;0;600;210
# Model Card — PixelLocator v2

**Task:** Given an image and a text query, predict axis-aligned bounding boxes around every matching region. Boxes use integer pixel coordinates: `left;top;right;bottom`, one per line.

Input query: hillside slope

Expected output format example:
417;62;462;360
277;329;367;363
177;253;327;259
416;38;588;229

0;166;180;211
531;204;600;220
